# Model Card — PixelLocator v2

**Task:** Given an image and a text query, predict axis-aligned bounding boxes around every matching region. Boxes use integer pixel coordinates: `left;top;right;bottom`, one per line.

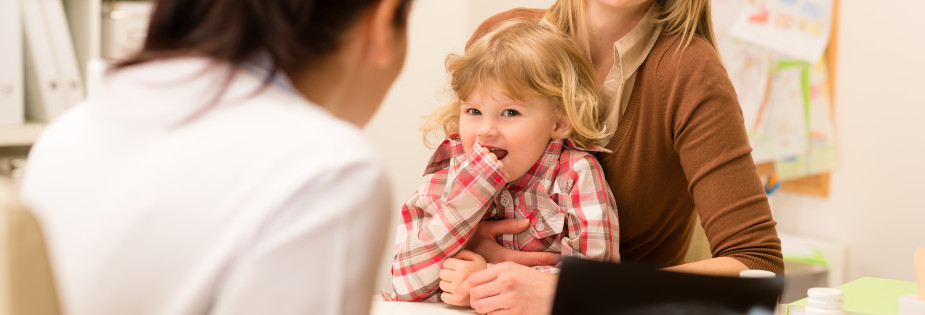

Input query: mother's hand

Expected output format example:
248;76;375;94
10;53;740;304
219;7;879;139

464;219;560;266
461;262;557;315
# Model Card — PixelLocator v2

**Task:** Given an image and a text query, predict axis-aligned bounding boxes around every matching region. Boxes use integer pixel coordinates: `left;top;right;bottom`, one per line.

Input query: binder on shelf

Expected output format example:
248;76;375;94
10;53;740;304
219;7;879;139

22;0;85;123
40;0;85;108
22;0;66;122
0;0;24;126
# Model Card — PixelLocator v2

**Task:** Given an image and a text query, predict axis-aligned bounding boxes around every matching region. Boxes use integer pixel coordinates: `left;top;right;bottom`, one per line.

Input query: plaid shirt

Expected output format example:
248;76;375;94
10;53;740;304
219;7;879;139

391;136;619;302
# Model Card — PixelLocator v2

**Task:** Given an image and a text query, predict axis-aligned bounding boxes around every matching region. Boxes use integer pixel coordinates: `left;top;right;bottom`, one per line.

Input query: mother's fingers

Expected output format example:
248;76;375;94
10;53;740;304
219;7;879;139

468;272;508;301
470;292;508;315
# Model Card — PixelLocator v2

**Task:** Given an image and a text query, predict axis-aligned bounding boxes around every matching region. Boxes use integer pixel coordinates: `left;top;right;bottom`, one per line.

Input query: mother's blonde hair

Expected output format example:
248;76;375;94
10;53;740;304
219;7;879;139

422;19;608;149
545;0;717;55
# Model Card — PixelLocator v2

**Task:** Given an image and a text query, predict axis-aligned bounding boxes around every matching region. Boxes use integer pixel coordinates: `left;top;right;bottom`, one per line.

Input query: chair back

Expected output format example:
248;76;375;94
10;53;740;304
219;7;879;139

0;177;61;315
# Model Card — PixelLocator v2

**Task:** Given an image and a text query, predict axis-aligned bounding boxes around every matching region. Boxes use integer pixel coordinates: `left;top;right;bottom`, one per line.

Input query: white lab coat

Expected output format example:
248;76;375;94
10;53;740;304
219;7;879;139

21;57;392;315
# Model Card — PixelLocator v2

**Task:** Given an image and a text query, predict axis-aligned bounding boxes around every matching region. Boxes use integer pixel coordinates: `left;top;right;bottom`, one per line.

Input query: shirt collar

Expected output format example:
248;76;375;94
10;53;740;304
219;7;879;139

612;5;663;83
424;135;609;191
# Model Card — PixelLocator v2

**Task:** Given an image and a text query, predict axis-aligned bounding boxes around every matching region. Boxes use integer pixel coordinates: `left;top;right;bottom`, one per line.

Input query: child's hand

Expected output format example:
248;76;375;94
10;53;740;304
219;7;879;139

439;250;487;307
481;147;505;170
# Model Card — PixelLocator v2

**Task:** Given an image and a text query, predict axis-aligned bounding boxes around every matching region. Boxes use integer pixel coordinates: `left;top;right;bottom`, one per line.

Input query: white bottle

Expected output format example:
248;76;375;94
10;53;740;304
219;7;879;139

805;287;846;315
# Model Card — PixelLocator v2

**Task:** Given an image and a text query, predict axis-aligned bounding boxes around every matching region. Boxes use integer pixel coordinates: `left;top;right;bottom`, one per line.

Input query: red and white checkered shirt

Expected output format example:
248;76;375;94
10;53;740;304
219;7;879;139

390;135;620;302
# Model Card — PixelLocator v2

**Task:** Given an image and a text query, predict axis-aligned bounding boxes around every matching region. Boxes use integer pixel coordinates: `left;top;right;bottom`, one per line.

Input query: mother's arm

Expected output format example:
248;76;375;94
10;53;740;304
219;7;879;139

466;218;748;275
462;219;560;266
662;257;748;276
663;37;783;274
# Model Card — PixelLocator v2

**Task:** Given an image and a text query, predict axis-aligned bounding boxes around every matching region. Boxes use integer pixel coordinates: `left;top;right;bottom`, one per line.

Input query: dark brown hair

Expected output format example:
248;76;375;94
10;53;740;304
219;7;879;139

117;0;412;77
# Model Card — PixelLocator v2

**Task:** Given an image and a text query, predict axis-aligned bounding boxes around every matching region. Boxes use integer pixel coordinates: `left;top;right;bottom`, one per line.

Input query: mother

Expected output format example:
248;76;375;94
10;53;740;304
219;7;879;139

442;0;783;313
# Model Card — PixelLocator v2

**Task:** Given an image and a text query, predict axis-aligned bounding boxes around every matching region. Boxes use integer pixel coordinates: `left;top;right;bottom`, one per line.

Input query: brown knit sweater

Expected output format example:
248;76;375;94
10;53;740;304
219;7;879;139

469;9;784;273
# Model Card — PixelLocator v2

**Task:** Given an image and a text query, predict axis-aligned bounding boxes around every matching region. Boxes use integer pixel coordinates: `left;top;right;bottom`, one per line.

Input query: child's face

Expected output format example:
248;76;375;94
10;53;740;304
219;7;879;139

459;86;569;182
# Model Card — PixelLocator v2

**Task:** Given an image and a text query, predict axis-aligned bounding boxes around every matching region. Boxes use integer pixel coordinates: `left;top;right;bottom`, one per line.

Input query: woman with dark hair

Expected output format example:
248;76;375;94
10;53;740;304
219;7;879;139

20;0;412;314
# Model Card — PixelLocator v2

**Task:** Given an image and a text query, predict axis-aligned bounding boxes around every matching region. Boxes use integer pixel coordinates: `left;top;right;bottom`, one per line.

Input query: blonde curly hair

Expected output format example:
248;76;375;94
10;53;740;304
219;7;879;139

422;19;608;149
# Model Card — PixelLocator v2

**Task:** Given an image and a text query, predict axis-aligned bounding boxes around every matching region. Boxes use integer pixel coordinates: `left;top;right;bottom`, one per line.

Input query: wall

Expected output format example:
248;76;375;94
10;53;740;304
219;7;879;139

772;0;925;282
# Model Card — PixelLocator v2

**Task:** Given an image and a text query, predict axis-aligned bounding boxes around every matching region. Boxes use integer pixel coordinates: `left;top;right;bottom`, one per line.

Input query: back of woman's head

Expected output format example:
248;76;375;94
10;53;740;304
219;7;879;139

424;19;608;149
118;0;412;77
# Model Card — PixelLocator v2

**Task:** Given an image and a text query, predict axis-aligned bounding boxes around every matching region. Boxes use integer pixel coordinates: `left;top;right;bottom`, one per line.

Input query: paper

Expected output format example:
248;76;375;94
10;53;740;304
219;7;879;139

711;0;744;31
774;58;837;179
718;38;772;132
729;0;833;64
749;61;810;164
788;277;919;314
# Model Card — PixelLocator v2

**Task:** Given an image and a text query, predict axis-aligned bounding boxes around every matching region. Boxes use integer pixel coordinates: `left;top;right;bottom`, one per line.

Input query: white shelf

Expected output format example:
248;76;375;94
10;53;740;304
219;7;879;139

0;123;46;147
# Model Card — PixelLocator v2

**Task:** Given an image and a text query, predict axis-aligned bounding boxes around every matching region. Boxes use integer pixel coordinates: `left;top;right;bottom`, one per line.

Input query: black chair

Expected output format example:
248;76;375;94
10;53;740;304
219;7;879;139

551;257;784;315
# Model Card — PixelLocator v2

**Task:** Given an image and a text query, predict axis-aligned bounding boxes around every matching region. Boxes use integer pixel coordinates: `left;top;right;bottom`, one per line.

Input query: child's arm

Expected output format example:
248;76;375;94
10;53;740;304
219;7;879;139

391;146;507;302
547;154;620;273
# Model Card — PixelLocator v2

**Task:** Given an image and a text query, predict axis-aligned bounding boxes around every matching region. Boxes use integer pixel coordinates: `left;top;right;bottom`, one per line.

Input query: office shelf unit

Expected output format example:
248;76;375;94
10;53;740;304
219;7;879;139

1;0;100;149
0;123;45;148
1;0;104;186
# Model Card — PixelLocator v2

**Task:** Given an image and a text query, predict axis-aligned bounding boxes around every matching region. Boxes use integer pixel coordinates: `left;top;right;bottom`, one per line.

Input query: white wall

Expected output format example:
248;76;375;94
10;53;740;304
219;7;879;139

772;0;925;282
363;0;554;293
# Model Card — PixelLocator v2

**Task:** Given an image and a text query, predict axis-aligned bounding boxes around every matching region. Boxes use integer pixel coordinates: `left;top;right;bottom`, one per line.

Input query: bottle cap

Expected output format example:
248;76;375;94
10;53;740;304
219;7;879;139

807;287;844;310
739;270;777;278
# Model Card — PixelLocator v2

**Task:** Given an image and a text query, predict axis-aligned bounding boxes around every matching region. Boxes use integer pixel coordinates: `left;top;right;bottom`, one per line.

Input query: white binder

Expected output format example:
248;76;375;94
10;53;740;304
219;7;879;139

0;0;24;126
22;0;67;122
40;0;85;108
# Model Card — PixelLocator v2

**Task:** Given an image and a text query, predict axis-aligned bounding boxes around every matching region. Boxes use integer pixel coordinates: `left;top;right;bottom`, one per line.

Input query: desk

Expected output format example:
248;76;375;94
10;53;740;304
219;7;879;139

370;301;477;315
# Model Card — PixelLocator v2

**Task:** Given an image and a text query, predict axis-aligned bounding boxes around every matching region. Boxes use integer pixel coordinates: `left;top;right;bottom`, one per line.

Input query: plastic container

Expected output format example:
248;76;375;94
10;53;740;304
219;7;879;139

898;294;925;315
740;270;777;278
805;287;845;315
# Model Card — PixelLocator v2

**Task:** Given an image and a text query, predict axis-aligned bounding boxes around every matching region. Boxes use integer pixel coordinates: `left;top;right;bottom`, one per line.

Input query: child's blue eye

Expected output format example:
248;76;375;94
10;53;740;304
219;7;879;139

466;108;481;115
502;109;520;117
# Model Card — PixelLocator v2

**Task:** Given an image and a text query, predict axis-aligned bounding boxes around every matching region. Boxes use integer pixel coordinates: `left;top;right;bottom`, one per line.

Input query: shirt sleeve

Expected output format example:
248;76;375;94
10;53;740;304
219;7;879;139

391;144;508;302
666;39;783;272
524;154;620;275
208;154;392;315
560;155;621;263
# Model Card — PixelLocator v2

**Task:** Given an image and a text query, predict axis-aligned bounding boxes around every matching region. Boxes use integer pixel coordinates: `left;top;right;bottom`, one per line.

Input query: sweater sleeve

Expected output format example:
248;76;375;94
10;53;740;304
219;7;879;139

662;38;784;273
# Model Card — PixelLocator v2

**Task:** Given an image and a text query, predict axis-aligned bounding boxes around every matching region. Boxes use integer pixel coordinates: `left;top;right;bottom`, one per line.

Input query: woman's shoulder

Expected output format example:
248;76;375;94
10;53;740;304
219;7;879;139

647;34;724;78
466;8;546;49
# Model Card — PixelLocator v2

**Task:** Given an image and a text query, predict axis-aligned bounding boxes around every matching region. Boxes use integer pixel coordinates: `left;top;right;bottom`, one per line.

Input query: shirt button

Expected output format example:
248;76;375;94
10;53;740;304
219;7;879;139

500;197;510;206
